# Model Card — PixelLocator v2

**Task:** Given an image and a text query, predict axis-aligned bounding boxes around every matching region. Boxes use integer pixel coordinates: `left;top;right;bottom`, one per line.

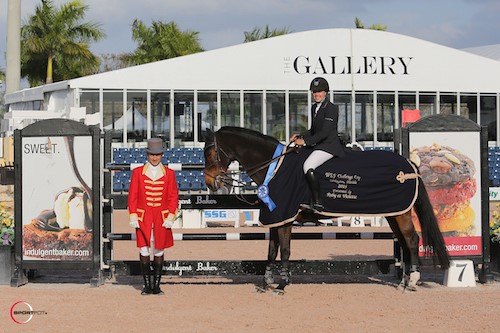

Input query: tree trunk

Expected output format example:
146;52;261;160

46;52;53;84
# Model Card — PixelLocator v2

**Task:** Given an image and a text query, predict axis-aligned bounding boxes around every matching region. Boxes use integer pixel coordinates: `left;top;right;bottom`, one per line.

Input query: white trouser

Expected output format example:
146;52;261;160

139;229;164;256
303;150;334;173
139;247;164;257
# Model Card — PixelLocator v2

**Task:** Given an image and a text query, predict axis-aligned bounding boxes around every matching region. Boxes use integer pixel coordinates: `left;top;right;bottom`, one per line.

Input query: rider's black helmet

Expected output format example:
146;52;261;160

309;77;329;92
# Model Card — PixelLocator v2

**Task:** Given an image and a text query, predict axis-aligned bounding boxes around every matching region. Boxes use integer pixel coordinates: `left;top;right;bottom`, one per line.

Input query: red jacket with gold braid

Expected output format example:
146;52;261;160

128;163;178;249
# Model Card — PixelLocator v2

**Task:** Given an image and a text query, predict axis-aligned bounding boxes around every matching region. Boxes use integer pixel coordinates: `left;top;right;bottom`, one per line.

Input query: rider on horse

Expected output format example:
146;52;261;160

290;77;345;212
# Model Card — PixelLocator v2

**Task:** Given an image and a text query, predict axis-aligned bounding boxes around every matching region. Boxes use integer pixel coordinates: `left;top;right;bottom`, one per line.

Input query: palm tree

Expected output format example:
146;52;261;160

354;17;387;31
124;20;204;66
21;0;105;86
244;25;291;42
0;68;6;117
98;53;131;72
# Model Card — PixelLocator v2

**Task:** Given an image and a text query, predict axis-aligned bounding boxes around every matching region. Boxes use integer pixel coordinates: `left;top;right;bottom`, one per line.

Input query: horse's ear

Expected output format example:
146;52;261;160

203;128;214;142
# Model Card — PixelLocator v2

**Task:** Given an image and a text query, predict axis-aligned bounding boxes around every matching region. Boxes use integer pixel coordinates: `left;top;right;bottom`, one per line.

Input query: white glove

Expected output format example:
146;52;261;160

129;218;139;229
162;219;174;229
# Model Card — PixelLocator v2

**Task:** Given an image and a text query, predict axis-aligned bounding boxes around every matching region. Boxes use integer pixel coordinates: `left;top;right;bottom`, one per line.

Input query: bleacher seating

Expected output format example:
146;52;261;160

178;179;191;191
112;170;132;192
111;147;208;193
110;146;500;192
191;181;206;191
489;147;500;186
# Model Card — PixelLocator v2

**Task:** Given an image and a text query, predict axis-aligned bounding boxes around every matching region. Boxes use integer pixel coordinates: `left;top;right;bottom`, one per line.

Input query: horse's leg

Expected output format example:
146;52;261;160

265;227;280;285
273;223;292;295
386;216;410;287
255;227;279;293
389;212;421;291
401;212;422;291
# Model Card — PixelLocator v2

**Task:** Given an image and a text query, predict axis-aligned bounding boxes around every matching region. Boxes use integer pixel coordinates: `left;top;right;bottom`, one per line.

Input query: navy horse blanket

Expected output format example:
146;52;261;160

257;147;420;227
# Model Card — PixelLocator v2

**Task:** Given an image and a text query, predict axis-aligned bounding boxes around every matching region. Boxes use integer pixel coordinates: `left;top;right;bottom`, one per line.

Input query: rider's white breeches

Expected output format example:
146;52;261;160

303;150;334;173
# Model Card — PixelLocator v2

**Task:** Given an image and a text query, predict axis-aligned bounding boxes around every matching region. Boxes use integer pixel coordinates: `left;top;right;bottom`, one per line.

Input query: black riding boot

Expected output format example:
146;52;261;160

139;255;152;295
152;255;164;295
305;168;324;212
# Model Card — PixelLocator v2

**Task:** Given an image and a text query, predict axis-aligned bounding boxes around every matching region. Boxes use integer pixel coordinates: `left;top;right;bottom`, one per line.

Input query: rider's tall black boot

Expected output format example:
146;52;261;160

152;255;164;295
305;168;324;212
139;255;152;295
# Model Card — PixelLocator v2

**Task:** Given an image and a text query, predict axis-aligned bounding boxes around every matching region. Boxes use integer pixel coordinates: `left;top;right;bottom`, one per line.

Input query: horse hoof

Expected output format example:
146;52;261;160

397;279;408;290
405;281;419;292
254;286;268;293
409;271;420;284
272;288;285;296
404;271;420;291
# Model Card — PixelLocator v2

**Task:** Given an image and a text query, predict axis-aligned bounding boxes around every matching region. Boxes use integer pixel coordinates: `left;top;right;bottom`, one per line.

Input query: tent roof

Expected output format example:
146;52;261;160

104;106;147;130
66;28;500;93
7;28;500;106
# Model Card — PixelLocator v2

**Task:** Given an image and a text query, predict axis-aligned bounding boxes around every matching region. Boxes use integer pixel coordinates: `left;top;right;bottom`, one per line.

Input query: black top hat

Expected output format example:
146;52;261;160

146;138;165;154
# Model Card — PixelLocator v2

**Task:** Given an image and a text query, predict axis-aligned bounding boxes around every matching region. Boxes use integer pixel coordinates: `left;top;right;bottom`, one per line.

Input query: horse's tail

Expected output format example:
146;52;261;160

413;179;450;269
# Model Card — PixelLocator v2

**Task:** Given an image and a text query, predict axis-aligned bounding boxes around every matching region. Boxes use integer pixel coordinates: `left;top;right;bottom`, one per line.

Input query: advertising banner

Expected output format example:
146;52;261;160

178;194;259;209
409;131;482;257
202;209;240;227
240;209;260;226
21;136;93;261
489;187;500;241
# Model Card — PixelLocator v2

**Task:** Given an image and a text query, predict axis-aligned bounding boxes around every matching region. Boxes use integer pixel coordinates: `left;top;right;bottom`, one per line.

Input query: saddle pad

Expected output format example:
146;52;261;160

258;149;419;226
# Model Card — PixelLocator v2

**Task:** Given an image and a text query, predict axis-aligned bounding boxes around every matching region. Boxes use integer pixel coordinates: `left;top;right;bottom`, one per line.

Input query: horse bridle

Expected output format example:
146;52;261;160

204;134;299;191
203;135;236;191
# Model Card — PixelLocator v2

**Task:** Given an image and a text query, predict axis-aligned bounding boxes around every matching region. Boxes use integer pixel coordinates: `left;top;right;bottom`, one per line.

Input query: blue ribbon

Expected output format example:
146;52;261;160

257;143;284;212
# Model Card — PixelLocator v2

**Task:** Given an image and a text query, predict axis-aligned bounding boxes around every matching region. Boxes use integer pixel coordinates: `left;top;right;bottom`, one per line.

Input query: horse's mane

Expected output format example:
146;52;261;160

217;126;280;145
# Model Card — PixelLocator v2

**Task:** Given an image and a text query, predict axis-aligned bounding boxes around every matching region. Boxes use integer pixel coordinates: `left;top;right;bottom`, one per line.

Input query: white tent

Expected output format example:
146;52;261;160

103;108;211;133
104;106;147;131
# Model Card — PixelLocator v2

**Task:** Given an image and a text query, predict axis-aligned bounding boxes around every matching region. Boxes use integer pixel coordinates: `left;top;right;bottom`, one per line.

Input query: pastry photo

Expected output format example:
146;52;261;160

410;143;477;236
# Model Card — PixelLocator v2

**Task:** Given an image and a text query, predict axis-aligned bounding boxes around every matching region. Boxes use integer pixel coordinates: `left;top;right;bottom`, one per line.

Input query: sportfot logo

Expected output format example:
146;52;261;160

10;301;47;324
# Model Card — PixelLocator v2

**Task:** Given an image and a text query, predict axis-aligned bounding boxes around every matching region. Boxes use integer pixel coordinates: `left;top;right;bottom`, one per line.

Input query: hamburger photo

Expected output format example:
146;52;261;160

410;143;477;236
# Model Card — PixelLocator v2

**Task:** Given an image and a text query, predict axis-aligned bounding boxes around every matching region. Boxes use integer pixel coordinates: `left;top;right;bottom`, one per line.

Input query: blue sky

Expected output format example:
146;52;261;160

1;0;500;70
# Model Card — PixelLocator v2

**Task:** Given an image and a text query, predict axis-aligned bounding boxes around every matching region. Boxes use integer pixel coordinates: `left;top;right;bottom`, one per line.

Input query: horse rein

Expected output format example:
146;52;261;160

203;136;235;191
203;135;298;190
245;144;298;178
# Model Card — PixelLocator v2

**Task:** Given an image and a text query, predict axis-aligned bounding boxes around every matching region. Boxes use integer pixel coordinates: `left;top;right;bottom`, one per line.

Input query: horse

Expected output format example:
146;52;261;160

203;126;450;294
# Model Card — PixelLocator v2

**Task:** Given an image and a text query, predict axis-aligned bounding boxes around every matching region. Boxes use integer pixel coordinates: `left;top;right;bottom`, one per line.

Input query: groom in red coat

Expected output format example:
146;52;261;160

128;138;179;295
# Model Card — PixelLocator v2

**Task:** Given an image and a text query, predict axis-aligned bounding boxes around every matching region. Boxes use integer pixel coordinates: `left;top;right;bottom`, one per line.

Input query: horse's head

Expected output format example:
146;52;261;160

203;127;282;193
203;129;234;192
